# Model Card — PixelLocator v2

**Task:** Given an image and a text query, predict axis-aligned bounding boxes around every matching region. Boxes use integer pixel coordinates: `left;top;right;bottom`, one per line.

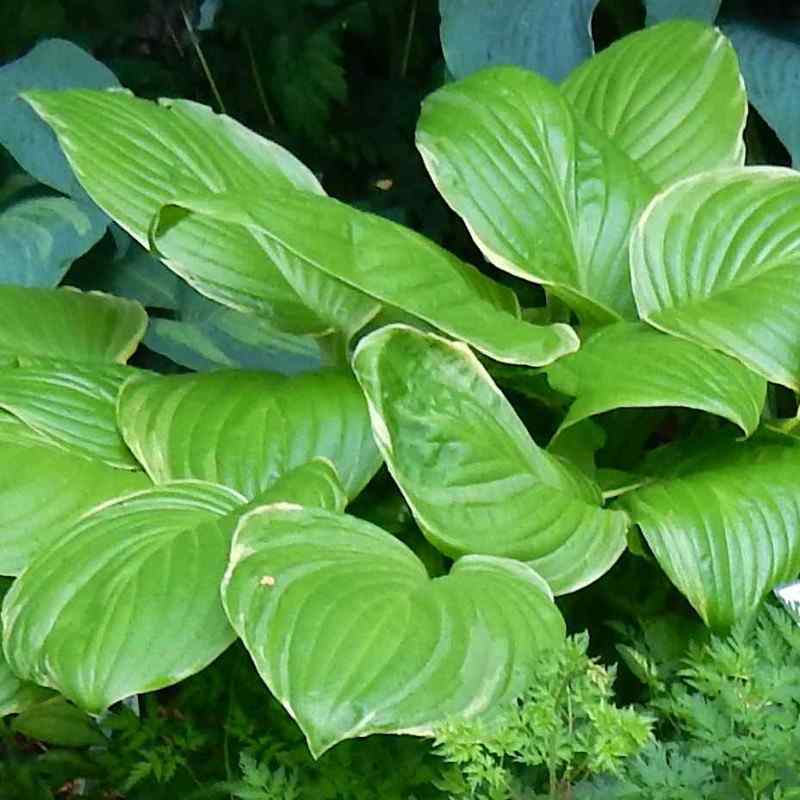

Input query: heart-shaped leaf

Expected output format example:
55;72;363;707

353;325;628;594
222;504;565;757
157;189;578;368
416;66;653;323
0;286;146;364
631;167;800;389
562;21;745;187
25;89;377;337
117;369;381;500
0;415;151;575
547;322;766;437
620;435;800;630
0;362;139;468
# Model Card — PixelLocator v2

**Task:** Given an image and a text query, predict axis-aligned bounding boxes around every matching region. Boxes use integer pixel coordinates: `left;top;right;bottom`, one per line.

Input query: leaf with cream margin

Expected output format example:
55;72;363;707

352;325;628;594
619;435;800;631
222;504;565;757
416;66;653;323
154;189;578;368
116;369;381;500
631;167;800;389
0;286;146;364
24;89;377;337
562;20;746;188
547;322;766;437
0;415;151;575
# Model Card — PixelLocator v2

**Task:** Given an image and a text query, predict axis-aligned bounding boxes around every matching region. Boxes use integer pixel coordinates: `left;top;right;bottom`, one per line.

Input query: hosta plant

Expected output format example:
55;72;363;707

2;18;800;761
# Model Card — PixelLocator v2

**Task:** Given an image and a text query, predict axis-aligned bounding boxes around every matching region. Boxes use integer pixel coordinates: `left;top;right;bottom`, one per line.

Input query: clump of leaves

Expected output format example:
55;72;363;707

434;634;653;799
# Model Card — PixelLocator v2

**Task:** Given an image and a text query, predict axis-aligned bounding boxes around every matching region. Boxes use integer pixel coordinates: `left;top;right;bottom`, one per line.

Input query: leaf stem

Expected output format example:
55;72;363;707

181;5;227;114
400;0;418;78
243;30;277;129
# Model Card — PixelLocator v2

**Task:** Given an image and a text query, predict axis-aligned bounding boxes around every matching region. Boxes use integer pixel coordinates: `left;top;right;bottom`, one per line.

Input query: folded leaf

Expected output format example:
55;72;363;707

631;167;800;389
620;436;800;630
563;20;745;187
0;286;146;364
353;325;628;594
417;66;653;323
222;505;565;756
157;190;578;368
548;322;766;437
117;370;381;500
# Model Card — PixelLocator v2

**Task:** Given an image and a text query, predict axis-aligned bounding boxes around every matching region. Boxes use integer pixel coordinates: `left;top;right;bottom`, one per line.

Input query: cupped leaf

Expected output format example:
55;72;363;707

548;322;766;437
439;0;598;81
0;195;107;287
563;21;745;188
417;66;653;323
117;370;381;500
631;167;800;389
645;0;720;25
0;286;146;364
156;189;578;368
1;481;245;712
620;436;800;630
222;504;565;757
25;89;376;336
0;417;151;576
352;325;628;594
0;362;139;468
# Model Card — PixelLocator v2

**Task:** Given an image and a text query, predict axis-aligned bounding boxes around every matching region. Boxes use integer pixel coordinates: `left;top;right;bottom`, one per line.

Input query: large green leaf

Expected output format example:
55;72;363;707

0;286;147;364
157;189;578;368
352;325;628;594
645;0;720;25
25;89;376;336
547;323;766;437
222;505;565;757
0;362;139;468
631;167;800;389
0;416;151;575
439;0;598;81
117;370;381;500
620;436;800;631
0;195;107;287
562;21;746;188
417;66;653;323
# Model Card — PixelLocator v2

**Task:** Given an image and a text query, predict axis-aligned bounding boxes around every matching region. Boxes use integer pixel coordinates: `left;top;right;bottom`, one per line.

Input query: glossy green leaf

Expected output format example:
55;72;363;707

0;416;151;575
25;89;376;336
645;0;720;25
417;66;653;323
117;370;381;500
562;21;746;187
548;323;766;437
0;286;147;364
0;195;107;287
222;505;565;756
158;189;578;367
11;697;106;747
631;167;800;389
353;325;628;594
1;481;244;712
620;437;800;630
0;362;139;468
439;0;598;81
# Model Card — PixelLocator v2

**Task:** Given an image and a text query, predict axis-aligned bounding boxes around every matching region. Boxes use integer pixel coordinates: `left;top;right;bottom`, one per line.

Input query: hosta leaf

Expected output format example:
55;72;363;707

439;0;598;82
25;89;376;336
117;370;381;500
0;286;146;364
11;697;106;747
645;0;720;25
352;325;628;594
1;481;244;712
417;66;653;323
0;362;139;468
548;323;766;437
0;195;107;287
620;436;800;630
0;416;150;575
631;167;800;389
222;505;565;756
562;21;746;187
158;190;578;368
